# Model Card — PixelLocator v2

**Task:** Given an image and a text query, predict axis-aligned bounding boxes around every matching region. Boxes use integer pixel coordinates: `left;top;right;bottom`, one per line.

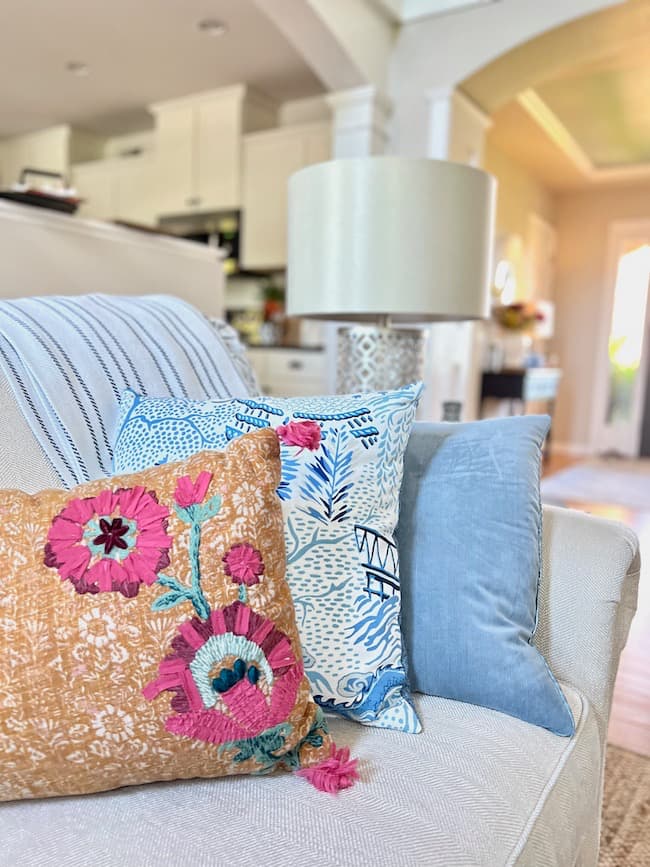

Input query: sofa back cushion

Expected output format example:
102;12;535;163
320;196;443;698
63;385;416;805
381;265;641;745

0;297;257;489
0;369;60;492
397;416;575;736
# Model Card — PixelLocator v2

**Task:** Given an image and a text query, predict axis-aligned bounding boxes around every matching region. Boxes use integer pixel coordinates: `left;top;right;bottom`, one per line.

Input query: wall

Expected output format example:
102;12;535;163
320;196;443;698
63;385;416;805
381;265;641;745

0;125;70;186
552;182;650;451
482;137;556;298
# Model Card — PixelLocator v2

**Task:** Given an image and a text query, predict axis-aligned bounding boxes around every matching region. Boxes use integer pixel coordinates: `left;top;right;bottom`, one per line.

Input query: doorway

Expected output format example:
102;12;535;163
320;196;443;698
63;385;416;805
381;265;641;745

592;221;650;458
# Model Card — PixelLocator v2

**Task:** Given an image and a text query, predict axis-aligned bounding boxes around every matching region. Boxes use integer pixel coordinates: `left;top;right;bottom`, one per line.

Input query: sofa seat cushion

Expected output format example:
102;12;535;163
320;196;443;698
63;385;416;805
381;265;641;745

0;687;599;866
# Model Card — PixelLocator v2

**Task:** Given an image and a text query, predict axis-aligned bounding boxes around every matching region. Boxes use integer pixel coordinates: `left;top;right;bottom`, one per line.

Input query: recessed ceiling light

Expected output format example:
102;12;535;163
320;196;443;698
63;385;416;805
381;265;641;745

197;18;227;37
66;61;89;77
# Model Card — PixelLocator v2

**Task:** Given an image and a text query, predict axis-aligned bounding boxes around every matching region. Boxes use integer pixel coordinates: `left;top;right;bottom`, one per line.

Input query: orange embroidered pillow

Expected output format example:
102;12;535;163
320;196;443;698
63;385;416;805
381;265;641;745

0;429;357;801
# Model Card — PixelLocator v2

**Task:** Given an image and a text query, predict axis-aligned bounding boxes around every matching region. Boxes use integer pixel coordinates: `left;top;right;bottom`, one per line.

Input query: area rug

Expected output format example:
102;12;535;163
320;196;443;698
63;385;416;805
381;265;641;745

600;745;650;866
541;458;650;512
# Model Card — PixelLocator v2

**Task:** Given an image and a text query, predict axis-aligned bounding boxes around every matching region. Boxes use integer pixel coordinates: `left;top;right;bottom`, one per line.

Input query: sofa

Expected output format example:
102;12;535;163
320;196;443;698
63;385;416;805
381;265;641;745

0;324;640;867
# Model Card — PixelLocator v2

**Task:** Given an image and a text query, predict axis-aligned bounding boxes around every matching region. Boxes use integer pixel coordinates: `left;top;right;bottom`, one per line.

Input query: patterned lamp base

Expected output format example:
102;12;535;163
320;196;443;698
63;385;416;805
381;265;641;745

336;325;426;394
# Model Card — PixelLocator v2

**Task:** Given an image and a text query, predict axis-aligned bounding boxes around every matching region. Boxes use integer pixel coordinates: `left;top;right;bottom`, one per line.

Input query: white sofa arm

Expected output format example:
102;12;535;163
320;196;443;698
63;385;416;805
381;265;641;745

535;505;640;745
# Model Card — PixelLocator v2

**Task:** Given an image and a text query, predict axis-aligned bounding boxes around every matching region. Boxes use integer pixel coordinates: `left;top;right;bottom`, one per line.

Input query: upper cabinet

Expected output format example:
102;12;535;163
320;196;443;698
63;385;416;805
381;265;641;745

241;122;331;270
72;154;158;225
72;159;115;221
150;85;276;218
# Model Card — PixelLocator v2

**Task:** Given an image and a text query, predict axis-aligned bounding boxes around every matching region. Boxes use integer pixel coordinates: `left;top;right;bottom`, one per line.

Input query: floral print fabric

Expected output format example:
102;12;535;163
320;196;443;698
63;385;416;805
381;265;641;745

0;430;333;801
113;384;424;733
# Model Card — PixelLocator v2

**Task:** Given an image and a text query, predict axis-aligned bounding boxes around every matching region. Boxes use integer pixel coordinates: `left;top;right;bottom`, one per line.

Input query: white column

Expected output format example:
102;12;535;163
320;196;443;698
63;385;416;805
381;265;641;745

426;87;492;166
419;87;492;422
320;86;392;392
326;86;392;158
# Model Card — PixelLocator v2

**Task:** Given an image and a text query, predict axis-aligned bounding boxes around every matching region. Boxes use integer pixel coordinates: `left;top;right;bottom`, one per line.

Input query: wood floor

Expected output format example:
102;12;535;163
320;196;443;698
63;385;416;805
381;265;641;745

542;457;650;756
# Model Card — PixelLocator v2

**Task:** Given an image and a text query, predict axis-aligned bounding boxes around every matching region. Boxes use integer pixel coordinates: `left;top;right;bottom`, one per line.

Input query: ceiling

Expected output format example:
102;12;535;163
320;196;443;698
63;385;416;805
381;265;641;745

475;0;650;188
536;60;650;168
0;0;325;138
372;0;497;22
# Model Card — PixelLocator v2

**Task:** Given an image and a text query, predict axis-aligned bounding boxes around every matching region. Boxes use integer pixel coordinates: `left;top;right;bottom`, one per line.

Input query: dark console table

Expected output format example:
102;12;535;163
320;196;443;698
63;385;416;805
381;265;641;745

479;367;562;459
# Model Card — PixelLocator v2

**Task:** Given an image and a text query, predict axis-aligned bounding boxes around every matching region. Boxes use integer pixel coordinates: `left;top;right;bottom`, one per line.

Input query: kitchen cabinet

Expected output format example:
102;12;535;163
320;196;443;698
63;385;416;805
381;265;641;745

72;160;115;220
72;154;158;225
150;102;194;215
151;85;276;218
241;123;330;270
114;155;158;225
246;346;328;397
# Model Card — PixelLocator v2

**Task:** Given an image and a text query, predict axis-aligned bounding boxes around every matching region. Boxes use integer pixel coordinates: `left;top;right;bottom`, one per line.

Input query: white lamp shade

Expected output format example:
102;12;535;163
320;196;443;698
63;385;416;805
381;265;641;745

287;157;496;322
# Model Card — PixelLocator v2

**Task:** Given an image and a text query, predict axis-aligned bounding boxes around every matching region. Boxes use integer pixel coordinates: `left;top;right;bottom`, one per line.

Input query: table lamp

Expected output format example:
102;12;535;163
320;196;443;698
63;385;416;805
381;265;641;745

287;157;496;393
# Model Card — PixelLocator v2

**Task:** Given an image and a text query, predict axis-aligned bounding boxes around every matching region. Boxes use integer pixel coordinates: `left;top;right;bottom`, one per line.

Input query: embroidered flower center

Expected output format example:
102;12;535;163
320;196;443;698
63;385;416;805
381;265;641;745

93;517;129;555
189;634;274;709
83;514;137;562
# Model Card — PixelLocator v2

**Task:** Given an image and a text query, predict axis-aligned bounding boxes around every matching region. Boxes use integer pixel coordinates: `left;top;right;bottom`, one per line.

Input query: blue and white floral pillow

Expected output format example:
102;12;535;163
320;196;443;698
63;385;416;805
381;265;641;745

113;383;423;733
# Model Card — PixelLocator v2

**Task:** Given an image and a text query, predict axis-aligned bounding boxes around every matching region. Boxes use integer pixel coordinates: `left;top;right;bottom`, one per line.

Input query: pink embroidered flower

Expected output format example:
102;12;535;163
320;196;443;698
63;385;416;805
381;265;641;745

174;471;213;508
142;601;302;744
44;486;172;597
222;543;265;586
276;420;321;452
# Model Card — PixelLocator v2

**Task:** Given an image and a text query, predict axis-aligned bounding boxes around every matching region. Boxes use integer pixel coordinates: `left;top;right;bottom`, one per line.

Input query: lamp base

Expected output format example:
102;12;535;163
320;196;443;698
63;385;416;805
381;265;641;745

336;325;426;394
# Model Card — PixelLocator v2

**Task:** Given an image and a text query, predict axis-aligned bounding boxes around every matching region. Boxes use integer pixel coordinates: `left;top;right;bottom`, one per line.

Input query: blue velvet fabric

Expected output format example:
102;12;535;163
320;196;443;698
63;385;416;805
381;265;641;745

397;416;575;736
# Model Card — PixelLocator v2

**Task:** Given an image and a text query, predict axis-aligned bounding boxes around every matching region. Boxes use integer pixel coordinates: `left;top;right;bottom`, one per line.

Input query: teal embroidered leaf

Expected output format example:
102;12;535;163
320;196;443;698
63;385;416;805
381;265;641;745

219;723;293;772
194;494;222;523
151;589;192;612
156;574;186;593
174;503;195;525
153;574;210;619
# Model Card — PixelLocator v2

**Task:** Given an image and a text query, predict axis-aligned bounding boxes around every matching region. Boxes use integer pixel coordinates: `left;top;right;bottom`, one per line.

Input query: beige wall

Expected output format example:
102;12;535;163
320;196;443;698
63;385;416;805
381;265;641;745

484;138;556;233
483;138;556;298
552;182;650;450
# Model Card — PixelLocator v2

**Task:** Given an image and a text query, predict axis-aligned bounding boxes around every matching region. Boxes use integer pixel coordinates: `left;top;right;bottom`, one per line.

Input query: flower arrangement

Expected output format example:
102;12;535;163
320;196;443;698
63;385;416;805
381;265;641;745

493;302;546;332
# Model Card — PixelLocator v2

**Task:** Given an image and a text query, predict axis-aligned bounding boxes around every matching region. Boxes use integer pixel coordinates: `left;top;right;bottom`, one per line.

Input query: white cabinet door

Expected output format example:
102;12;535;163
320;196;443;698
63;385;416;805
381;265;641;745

72;161;115;220
115;155;159;226
153;103;194;215
196;100;240;212
241;123;330;270
247;348;327;397
73;156;159;225
152;89;249;217
241;135;305;271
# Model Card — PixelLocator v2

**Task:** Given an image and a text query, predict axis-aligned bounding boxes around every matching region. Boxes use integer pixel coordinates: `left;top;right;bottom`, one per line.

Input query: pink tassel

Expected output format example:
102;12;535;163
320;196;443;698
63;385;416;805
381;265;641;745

296;744;359;793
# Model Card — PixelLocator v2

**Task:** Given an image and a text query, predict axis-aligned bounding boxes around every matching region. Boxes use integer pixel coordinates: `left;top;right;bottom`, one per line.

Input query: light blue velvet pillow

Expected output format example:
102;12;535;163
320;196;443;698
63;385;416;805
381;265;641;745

397;415;575;736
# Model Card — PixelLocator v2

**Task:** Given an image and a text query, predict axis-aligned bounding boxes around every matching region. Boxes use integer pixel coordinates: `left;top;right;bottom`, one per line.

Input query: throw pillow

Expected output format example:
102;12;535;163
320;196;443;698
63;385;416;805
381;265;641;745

397;416;575;736
113;383;424;733
0;430;357;801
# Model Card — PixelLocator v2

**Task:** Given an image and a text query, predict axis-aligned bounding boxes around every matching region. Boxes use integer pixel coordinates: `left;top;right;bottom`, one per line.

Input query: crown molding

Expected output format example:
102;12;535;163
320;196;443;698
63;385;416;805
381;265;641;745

517;88;650;185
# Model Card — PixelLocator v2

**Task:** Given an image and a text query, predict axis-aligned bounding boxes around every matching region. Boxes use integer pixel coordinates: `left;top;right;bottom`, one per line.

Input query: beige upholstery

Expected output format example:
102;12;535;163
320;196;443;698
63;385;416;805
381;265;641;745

0;686;601;867
0;327;640;866
0;369;60;492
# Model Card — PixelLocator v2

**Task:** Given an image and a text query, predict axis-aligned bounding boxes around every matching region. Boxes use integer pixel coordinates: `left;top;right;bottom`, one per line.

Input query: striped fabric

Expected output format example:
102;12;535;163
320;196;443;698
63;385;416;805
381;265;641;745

0;294;253;487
